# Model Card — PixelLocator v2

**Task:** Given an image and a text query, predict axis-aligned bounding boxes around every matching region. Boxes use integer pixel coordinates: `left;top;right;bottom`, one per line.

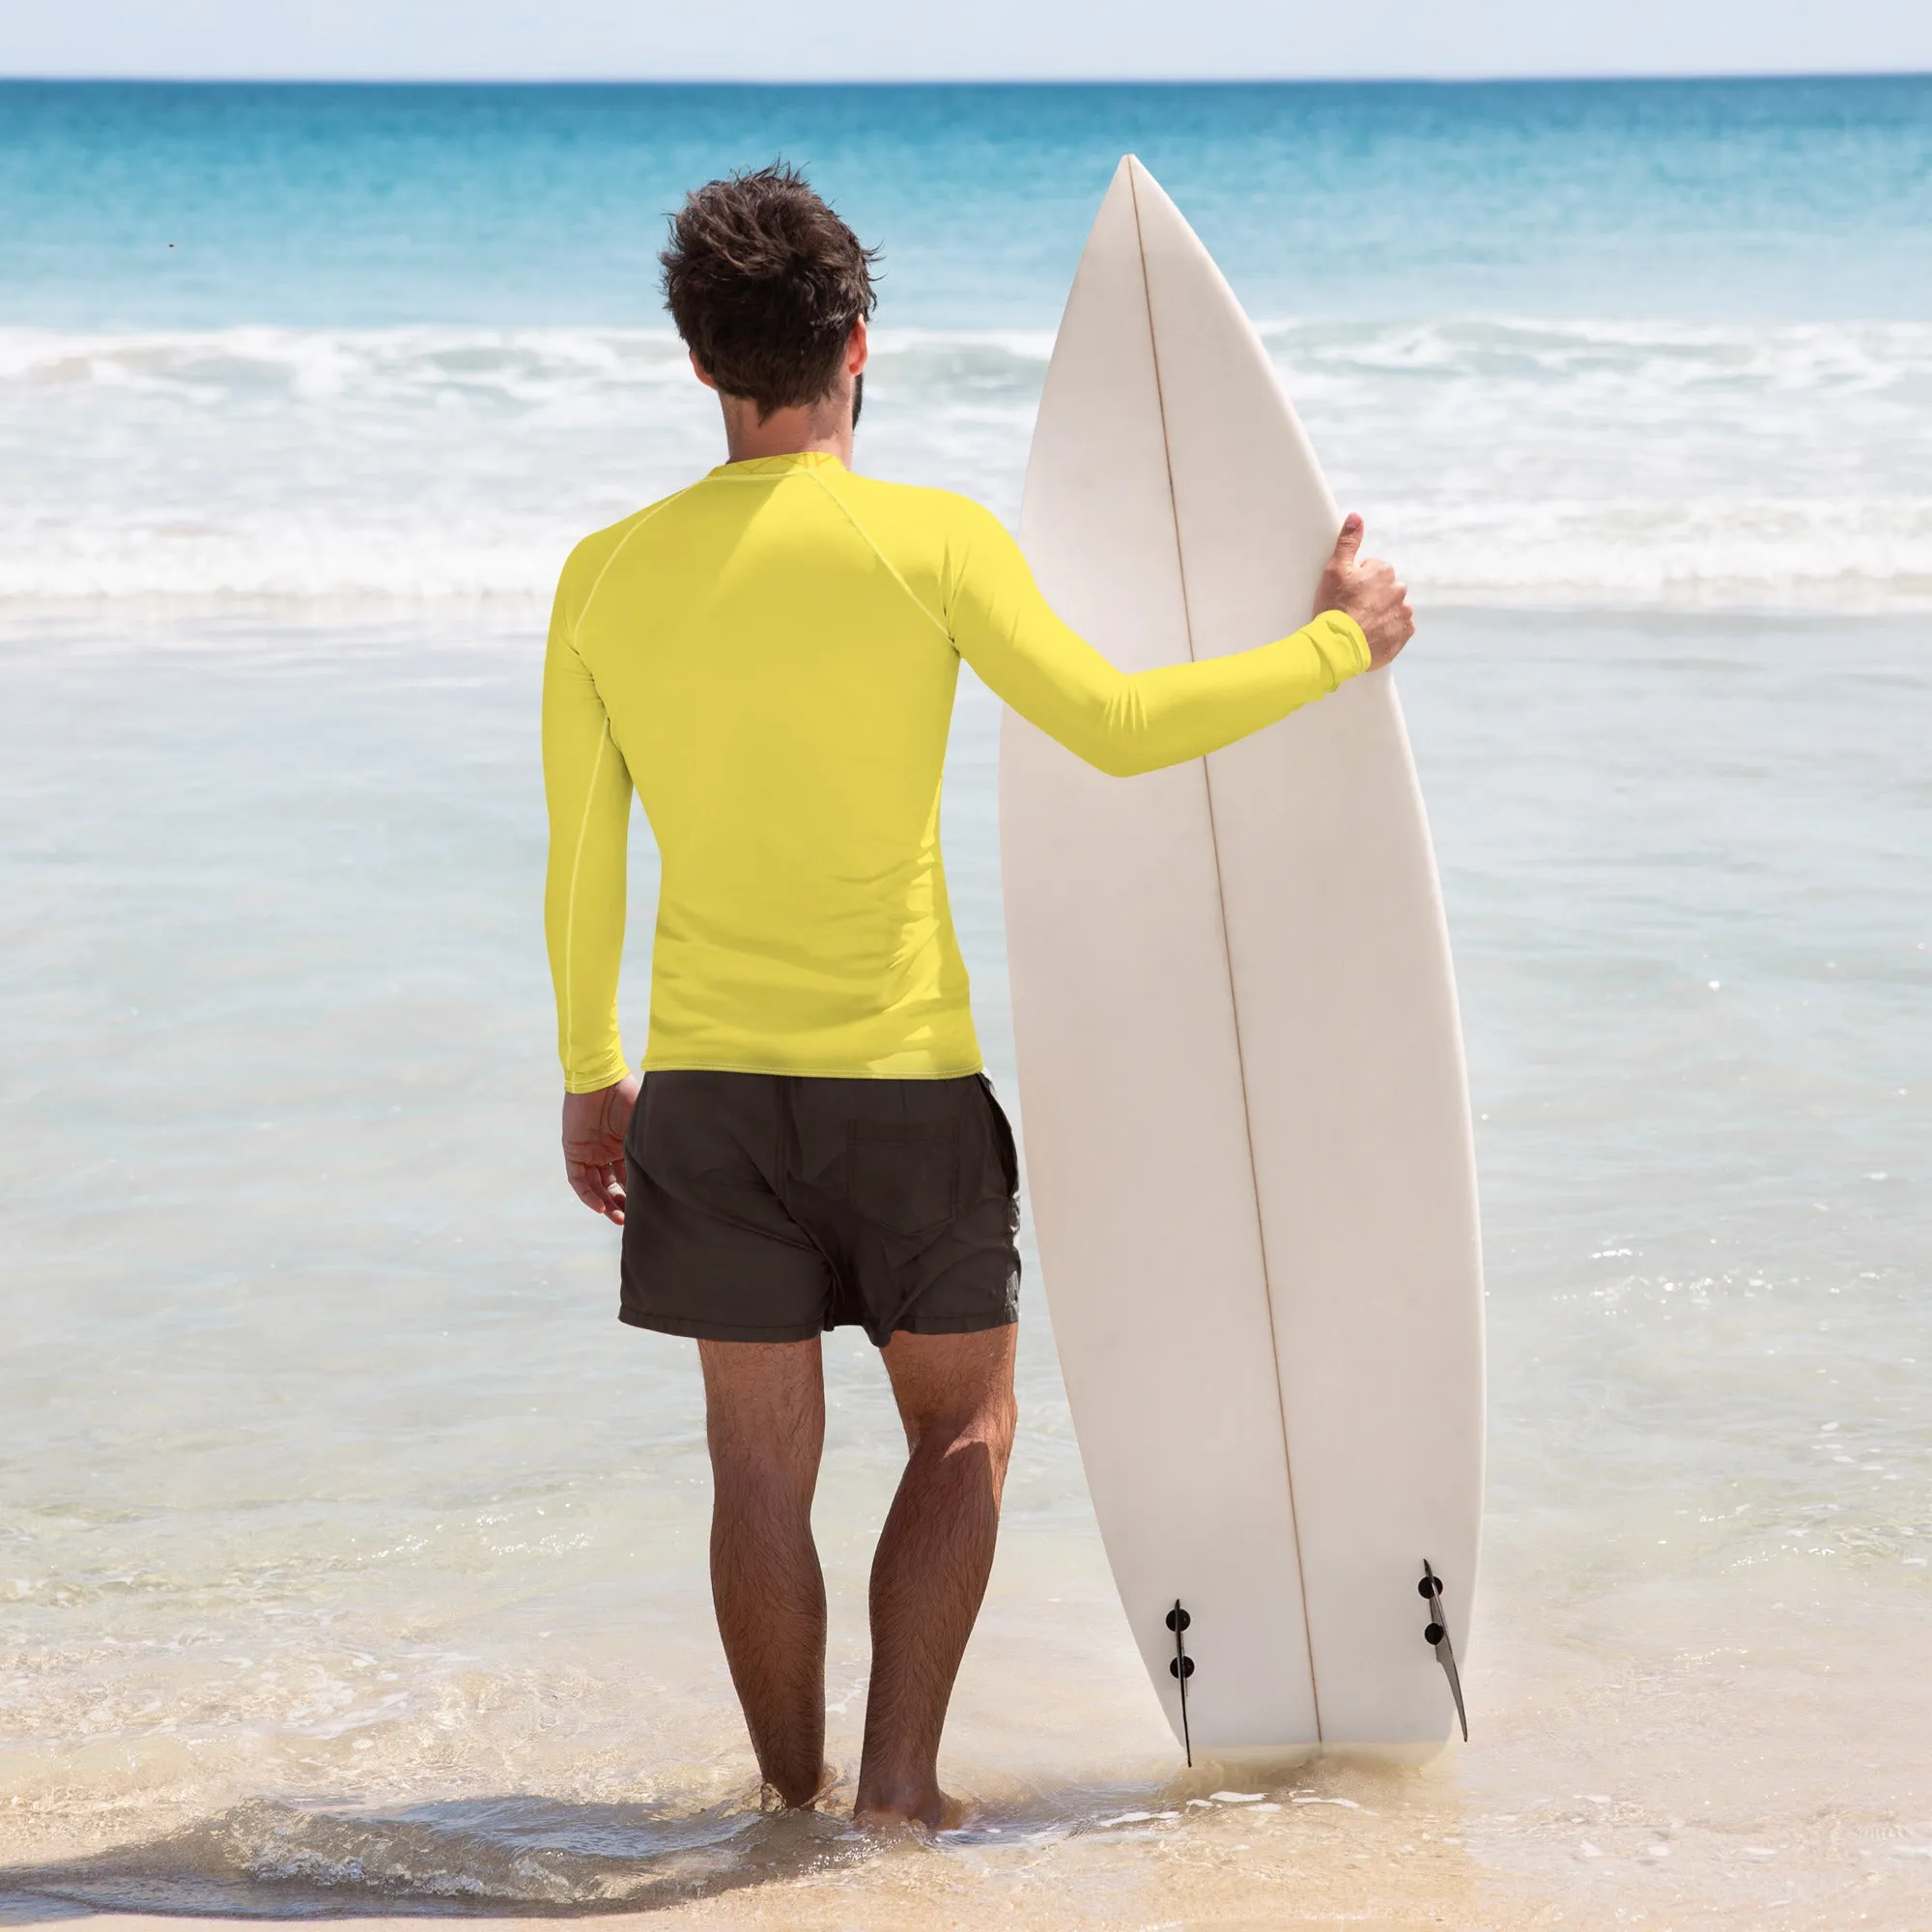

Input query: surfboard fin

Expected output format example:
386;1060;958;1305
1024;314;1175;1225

1418;1560;1468;1742
1166;1600;1195;1766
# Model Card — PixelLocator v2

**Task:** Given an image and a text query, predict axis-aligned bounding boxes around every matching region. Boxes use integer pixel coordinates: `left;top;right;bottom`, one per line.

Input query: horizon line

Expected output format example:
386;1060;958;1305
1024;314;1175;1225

3;68;1929;88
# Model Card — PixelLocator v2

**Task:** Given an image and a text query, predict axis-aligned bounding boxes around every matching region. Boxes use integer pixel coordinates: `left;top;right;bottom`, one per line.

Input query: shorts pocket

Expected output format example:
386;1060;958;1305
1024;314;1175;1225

848;1121;957;1237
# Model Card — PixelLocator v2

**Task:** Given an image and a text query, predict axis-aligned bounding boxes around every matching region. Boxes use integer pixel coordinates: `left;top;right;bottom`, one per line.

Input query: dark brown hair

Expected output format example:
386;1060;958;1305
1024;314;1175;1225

661;163;878;417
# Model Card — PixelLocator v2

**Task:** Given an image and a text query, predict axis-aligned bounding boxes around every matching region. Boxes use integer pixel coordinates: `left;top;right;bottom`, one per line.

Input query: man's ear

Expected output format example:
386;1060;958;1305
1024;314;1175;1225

846;316;869;377
689;350;718;392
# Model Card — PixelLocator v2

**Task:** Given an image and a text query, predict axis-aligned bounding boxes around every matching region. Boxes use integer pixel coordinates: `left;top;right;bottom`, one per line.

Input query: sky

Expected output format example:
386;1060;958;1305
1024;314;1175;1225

2;0;1929;82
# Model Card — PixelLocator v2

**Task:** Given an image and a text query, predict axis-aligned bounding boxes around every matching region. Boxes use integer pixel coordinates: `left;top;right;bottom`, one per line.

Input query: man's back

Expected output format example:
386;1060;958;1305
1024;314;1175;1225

548;451;988;1083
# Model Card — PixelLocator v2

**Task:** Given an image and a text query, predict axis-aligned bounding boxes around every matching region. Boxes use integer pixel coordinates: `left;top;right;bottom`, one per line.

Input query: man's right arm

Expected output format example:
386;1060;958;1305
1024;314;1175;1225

541;567;635;1097
945;501;1412;778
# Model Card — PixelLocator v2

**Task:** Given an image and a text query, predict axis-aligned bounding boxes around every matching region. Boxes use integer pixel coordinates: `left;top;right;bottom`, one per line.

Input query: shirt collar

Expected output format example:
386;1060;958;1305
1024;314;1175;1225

705;450;845;479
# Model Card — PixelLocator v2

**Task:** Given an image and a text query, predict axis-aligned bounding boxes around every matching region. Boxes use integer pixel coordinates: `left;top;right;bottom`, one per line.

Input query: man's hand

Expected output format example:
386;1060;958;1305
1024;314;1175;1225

1314;514;1414;668
562;1073;640;1224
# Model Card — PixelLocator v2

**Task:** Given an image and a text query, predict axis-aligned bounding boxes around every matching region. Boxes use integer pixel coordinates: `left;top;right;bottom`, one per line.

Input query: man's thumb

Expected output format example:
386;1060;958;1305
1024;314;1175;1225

1329;512;1364;564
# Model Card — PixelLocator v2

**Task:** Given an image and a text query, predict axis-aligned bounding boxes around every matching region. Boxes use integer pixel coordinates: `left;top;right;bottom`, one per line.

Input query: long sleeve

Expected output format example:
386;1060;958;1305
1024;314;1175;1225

542;581;635;1093
943;500;1370;777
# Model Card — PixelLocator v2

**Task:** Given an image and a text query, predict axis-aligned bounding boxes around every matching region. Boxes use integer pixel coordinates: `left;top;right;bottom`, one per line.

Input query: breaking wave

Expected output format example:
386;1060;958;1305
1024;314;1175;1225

3;319;1926;612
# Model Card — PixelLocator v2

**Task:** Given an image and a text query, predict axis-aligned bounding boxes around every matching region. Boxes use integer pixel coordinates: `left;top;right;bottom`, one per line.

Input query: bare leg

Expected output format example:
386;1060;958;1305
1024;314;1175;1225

697;1336;828;1808
854;1324;1018;1828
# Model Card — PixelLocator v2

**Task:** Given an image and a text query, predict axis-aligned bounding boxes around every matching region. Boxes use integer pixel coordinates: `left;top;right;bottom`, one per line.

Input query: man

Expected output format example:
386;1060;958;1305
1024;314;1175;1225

543;164;1412;1830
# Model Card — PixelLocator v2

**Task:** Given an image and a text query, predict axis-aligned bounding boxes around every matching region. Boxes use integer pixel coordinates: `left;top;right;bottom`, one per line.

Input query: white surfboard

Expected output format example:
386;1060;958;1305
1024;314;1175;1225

1000;157;1485;1754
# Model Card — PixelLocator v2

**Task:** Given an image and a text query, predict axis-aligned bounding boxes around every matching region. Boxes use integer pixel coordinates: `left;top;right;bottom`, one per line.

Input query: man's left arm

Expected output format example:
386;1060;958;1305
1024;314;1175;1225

940;499;1403;779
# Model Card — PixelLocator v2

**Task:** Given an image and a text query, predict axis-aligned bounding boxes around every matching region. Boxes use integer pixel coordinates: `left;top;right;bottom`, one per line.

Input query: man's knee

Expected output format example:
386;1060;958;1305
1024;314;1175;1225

892;1338;1017;1474
909;1398;1014;1470
885;1325;1014;1428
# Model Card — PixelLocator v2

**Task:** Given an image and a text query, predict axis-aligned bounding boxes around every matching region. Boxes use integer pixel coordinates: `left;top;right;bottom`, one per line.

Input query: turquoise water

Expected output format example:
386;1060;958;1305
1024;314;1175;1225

6;77;1932;329
1;78;1930;1928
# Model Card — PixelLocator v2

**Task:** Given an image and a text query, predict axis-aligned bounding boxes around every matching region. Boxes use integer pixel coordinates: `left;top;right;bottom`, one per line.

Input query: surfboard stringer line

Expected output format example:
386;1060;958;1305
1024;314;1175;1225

1123;154;1326;1747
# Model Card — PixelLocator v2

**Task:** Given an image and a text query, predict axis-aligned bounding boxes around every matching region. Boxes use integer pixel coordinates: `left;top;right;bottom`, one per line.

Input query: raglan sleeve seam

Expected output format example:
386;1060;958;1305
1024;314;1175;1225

543;552;636;1094
807;469;956;646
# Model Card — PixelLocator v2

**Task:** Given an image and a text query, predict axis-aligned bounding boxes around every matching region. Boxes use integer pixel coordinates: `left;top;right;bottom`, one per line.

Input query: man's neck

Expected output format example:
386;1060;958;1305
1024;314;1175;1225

718;390;854;468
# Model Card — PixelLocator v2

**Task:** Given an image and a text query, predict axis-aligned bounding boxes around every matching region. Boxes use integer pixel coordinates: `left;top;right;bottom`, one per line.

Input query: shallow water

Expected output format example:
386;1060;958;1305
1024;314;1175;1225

2;608;1927;1927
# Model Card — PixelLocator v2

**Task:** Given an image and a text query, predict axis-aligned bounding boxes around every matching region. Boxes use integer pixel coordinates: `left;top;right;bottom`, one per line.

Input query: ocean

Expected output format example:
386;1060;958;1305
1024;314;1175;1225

1;76;1929;1929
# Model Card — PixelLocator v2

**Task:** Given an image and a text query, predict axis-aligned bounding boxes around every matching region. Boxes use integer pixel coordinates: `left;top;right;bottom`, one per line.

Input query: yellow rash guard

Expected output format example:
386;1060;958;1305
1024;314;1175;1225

543;451;1369;1090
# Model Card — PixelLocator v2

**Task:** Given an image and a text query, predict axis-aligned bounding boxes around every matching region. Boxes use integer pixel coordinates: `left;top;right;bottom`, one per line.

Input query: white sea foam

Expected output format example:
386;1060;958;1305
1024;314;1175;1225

2;319;1927;611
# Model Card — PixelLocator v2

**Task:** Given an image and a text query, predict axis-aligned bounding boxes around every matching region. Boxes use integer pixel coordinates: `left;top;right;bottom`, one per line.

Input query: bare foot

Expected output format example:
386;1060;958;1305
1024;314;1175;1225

852;1786;970;1833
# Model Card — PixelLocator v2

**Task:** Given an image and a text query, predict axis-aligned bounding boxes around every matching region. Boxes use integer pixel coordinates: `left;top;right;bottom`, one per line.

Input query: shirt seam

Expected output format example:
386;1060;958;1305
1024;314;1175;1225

560;724;615;1083
802;468;955;646
705;458;839;479
575;486;696;641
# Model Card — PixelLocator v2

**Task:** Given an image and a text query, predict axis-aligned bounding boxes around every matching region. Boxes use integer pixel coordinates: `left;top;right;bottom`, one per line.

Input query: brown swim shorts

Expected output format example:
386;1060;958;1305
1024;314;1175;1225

619;1070;1022;1348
